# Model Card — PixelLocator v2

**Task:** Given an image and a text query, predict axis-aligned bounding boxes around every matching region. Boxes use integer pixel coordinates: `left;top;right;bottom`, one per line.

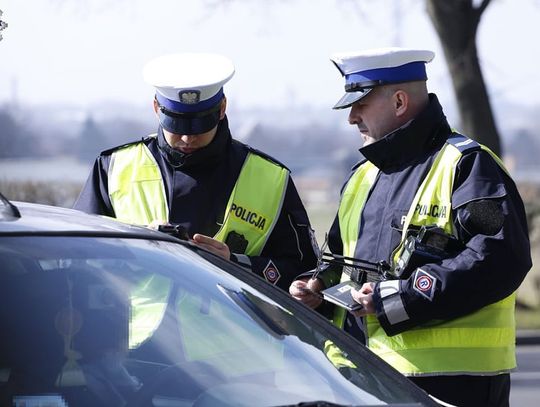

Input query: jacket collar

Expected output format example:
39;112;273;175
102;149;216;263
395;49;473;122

359;94;450;170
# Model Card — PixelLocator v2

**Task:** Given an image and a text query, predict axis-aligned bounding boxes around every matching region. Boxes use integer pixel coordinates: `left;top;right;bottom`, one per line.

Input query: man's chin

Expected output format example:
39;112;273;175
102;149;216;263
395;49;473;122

177;147;197;154
361;134;375;146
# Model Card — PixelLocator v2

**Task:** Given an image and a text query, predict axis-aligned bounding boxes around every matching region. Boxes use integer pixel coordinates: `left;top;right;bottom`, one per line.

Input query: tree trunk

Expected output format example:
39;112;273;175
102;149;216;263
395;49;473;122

426;0;502;156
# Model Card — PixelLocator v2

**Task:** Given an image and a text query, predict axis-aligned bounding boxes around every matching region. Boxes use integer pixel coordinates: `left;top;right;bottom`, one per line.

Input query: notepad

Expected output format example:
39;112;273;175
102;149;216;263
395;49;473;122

321;280;364;312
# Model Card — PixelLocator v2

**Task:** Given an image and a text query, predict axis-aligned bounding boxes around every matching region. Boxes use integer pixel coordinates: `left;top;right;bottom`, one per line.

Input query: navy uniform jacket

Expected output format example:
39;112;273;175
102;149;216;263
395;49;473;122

326;94;531;338
74;116;318;290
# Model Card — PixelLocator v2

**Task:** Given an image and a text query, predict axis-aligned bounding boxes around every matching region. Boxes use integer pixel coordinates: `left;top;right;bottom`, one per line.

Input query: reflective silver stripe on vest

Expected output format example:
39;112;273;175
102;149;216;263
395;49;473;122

379;280;409;325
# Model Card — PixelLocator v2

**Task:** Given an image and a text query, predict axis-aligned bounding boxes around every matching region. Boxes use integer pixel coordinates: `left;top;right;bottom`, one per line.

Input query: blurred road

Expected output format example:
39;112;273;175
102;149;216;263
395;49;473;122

511;342;540;406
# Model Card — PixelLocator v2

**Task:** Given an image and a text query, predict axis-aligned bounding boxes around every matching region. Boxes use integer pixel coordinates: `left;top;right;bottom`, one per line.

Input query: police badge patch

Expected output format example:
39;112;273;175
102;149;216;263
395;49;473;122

179;90;200;104
262;260;281;285
413;268;437;301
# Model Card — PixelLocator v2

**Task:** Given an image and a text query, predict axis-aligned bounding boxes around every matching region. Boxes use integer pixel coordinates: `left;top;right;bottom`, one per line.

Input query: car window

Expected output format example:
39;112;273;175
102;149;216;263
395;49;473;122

0;236;435;407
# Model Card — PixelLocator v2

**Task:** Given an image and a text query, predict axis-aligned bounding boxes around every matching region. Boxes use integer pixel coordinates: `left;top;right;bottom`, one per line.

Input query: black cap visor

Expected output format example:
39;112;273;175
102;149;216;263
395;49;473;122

333;88;373;110
158;104;221;135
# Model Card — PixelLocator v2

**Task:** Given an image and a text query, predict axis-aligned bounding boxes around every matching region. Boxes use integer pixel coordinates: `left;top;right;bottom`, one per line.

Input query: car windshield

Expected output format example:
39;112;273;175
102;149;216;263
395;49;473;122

0;236;431;407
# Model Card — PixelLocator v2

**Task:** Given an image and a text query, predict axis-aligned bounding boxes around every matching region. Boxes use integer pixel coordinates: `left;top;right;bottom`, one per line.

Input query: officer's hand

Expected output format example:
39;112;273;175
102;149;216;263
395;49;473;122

192;234;231;260
351;282;376;317
289;278;324;309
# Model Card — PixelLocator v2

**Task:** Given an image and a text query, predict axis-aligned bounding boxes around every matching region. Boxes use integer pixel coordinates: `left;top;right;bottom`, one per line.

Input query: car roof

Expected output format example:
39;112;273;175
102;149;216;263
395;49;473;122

0;195;175;242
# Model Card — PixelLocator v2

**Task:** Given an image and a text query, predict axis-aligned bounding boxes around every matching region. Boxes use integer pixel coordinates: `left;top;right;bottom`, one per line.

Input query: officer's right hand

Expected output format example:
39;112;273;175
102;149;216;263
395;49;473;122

289;278;324;309
351;282;376;317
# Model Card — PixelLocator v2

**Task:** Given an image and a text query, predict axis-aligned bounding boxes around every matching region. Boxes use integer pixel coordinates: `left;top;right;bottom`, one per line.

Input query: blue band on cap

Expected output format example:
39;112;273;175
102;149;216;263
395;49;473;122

156;88;224;113
345;61;427;88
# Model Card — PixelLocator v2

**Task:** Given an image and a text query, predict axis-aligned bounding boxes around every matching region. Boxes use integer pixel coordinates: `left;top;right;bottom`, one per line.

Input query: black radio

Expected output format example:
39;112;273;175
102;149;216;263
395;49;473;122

392;226;463;279
157;224;190;241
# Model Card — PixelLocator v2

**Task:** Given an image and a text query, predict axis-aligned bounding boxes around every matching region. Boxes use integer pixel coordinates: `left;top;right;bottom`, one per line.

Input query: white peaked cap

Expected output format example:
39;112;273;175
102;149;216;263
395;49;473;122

143;53;235;109
330;47;435;109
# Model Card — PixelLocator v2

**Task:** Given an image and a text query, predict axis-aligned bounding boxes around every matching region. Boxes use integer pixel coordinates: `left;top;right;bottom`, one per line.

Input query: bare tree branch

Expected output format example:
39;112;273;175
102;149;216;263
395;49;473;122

427;0;501;155
477;0;492;16
0;9;7;42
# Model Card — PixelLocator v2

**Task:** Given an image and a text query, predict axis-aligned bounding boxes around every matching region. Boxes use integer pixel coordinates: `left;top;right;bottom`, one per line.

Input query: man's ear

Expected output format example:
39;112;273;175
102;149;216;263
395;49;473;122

153;98;160;116
394;90;408;117
219;97;227;120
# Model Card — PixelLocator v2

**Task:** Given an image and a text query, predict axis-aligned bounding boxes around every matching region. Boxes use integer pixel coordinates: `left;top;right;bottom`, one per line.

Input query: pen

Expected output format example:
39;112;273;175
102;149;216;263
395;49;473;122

297;286;324;299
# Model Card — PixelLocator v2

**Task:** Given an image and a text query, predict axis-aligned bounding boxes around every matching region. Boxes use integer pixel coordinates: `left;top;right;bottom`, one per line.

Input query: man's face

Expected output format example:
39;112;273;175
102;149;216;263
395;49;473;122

347;86;400;146
162;127;218;154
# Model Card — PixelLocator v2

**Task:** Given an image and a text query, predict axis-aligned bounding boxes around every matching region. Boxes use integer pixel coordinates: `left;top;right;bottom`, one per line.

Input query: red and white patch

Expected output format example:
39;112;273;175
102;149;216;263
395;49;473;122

415;276;432;292
413;269;437;301
262;260;281;285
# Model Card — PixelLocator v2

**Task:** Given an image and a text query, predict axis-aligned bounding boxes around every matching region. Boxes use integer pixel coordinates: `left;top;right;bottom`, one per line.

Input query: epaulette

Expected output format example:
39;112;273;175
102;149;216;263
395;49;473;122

446;132;481;155
99;134;157;156
236;140;290;171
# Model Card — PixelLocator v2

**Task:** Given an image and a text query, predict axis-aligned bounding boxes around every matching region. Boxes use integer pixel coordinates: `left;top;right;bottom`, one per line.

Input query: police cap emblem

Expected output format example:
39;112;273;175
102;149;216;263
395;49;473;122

179;90;200;104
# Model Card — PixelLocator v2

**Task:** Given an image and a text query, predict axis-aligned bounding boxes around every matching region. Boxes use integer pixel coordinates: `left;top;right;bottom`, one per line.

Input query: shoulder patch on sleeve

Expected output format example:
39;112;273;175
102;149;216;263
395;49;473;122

446;133;481;155
412;268;437;301
262;260;281;285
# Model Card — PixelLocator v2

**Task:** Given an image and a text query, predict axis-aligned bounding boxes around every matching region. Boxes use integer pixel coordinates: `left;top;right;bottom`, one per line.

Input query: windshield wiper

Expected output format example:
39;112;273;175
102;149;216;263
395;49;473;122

219;285;287;338
277;402;426;407
278;402;353;407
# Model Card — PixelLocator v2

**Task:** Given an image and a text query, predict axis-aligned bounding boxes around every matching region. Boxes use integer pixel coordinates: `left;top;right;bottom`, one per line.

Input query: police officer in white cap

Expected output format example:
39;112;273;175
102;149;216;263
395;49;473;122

74;53;318;290
290;47;531;406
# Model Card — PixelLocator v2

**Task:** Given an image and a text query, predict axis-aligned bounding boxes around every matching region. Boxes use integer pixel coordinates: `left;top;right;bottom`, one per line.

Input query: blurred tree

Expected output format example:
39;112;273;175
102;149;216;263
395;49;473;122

427;0;501;156
506;129;540;170
0;108;41;158
212;0;502;155
77;115;107;163
0;109;21;158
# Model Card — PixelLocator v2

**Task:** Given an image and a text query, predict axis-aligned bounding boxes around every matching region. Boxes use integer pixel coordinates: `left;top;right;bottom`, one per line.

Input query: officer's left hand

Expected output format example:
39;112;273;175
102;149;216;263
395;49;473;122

289;278;324;309
350;282;376;317
192;234;231;260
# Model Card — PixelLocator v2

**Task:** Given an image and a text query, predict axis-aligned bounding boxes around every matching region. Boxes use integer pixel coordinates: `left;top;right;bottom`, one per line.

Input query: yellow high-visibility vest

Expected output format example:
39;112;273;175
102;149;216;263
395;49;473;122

110;139;289;350
333;161;379;329
108;139;289;256
337;135;516;375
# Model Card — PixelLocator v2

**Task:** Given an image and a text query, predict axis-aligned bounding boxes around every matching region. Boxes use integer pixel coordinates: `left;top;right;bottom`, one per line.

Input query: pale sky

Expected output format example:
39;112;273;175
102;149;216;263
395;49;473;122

0;0;539;116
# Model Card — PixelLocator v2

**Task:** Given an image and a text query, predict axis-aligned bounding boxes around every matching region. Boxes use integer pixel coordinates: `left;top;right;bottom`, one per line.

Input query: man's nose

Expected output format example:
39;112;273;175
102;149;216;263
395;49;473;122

180;134;196;143
348;109;360;125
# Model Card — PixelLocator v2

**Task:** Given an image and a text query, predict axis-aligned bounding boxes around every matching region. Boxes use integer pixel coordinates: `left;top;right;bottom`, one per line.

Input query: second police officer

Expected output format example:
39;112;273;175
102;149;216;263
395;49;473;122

290;47;531;407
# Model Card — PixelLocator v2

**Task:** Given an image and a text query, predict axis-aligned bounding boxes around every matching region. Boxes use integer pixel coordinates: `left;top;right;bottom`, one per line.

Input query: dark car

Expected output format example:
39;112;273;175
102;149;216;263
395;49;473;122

0;194;441;407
